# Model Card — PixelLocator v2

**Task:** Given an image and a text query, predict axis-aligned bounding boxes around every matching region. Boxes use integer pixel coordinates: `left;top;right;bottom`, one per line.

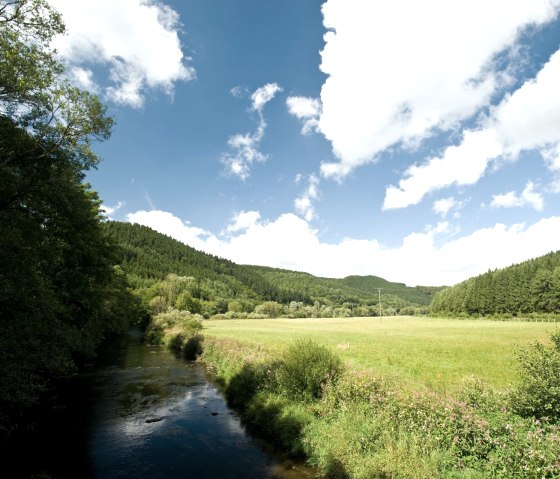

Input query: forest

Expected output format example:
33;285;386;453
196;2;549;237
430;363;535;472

430;251;560;318
104;220;437;320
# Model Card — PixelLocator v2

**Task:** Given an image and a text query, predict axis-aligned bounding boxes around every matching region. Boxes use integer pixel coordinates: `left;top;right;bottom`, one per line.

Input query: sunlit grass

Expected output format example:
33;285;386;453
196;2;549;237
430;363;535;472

203;316;558;390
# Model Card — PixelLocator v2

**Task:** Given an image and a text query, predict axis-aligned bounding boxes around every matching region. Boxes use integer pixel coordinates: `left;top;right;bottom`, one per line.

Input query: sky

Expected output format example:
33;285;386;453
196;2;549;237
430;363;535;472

47;0;560;286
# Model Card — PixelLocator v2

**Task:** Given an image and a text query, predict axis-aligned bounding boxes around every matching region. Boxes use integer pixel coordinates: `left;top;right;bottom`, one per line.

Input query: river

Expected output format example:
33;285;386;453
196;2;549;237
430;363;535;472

7;330;313;479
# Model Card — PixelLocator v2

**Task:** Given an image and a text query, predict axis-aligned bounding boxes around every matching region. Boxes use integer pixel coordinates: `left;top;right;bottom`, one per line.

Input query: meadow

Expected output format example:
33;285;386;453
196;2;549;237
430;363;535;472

203;316;557;390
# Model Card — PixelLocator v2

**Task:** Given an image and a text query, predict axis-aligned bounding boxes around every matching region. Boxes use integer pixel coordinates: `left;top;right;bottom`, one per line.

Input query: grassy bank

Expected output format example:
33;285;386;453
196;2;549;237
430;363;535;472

198;335;559;478
150;314;560;477
203;316;555;390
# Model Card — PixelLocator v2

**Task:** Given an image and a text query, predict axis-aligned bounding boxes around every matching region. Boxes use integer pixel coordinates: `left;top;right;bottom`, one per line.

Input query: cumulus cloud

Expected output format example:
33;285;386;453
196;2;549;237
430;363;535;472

490;181;544;211
384;129;502;209
294;174;320;221
50;0;194;107
127;210;221;253
318;0;560;179
432;197;465;219
221;83;282;180
126;209;560;286
102;201;125;219
286;96;322;134
68;66;99;93
543;144;560;172
251;83;283;112
384;48;560;209
226;210;261;234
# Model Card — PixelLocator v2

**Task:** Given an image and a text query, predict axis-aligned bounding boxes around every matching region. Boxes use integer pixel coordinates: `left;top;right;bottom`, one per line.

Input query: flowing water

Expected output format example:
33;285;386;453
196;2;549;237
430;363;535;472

7;330;313;479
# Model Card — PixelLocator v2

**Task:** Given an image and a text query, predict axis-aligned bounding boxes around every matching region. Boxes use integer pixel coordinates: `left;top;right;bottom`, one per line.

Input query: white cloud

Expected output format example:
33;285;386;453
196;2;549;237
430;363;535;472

433;197;462;219
102;201;125;219
226;210;261;234
543;144;560;171
221;83;282;180
126;209;560;286
318;0;560;179
491;181;544;211
127;210;221;253
68;66;99;93
383;48;560;209
230;85;248;98
286;96;322;134
384;129;502;209
50;0;195;107
294;174;320;221
251;83;283;112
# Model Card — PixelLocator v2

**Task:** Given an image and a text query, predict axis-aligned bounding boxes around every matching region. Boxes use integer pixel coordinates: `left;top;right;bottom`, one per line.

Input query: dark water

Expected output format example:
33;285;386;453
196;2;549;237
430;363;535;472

6;331;313;479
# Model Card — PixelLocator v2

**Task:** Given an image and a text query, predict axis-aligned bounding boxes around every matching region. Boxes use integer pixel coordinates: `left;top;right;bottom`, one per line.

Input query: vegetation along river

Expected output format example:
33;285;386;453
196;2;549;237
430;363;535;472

7;330;312;479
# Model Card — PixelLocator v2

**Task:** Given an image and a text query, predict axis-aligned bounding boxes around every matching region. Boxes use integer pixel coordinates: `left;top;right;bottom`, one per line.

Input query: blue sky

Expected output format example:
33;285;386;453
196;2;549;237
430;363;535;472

49;0;560;286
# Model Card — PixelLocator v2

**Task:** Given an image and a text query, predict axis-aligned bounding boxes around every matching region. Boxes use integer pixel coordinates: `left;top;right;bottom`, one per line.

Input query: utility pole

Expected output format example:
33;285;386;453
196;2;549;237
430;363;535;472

377;288;382;324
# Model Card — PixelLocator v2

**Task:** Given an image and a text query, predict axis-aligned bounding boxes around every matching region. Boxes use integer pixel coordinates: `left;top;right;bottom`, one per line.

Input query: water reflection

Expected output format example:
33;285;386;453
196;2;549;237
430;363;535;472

60;333;312;479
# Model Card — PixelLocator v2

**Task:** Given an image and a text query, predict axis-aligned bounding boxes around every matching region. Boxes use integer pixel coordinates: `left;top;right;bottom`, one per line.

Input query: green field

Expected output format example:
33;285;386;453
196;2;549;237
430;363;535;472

203;316;558;390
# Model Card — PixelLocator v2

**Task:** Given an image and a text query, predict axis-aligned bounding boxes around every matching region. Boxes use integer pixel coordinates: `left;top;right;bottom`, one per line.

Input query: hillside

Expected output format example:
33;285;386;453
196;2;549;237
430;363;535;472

250;267;439;308
430;250;560;317
104;221;435;315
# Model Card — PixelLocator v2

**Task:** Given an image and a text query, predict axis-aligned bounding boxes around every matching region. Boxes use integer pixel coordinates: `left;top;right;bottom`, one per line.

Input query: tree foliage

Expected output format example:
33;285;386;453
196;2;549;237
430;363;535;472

0;0;135;432
0;0;112;171
430;251;560;317
105;221;436;318
511;331;560;423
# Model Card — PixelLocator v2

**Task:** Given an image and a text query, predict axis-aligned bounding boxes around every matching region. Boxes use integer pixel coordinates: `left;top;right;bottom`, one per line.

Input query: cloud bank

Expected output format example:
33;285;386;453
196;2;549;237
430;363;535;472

126;209;560;286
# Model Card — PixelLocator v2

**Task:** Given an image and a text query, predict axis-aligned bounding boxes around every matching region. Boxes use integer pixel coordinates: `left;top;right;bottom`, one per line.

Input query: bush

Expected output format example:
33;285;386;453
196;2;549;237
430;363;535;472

168;332;204;360
278;339;343;400
243;392;313;456
511;331;560;423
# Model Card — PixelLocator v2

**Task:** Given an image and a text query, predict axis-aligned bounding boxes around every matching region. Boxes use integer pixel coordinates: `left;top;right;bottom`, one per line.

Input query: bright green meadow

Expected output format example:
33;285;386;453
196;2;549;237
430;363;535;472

203;316;557;390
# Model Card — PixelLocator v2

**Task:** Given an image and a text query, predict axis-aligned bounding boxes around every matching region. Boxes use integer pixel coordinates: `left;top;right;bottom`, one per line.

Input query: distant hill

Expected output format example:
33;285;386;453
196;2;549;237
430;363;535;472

104;221;437;312
430;251;560;316
250;267;439;307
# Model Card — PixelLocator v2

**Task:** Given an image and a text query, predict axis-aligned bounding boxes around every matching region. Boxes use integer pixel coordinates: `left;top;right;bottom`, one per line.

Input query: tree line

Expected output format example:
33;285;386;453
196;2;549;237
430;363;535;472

430;251;560;317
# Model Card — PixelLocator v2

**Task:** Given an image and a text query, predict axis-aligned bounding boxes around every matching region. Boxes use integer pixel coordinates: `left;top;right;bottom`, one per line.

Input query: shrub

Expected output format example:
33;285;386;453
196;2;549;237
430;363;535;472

243;392;314;456
278;339;343;400
511;331;560;423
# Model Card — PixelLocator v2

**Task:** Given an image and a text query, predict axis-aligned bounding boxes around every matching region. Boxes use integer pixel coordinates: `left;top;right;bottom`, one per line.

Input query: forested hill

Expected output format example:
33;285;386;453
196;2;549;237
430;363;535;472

249;267;439;307
430;251;560;317
103;221;309;304
105;221;437;315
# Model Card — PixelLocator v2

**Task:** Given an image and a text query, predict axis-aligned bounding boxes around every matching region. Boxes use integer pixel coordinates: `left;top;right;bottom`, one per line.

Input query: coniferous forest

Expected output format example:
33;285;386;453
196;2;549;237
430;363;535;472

430;251;560;318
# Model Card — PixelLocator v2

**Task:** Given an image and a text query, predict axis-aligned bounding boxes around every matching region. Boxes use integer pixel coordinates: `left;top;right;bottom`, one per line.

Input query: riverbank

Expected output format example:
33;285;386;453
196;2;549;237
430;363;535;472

150;312;560;477
194;335;559;478
2;330;314;479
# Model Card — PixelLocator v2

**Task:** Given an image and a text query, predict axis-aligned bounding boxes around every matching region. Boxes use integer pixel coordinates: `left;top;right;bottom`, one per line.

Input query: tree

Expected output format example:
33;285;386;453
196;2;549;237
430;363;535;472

255;301;285;318
0;0;113;174
0;1;128;432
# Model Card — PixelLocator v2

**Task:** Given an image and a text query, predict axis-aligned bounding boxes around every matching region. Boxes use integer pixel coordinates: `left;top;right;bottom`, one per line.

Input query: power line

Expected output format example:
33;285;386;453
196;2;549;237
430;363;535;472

377;288;382;324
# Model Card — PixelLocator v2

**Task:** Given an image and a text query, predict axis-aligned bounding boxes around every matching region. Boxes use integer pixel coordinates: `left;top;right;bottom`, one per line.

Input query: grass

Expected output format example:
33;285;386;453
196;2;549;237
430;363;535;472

203;316;557;390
